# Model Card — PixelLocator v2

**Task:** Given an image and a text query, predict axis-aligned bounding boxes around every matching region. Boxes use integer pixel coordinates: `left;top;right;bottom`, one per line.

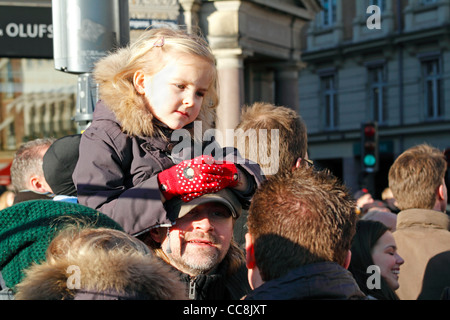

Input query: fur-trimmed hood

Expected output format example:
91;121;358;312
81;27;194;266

92;47;216;138
14;251;188;300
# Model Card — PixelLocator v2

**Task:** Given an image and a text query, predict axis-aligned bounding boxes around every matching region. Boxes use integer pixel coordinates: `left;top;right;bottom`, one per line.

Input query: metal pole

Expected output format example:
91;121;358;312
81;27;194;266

51;0;129;132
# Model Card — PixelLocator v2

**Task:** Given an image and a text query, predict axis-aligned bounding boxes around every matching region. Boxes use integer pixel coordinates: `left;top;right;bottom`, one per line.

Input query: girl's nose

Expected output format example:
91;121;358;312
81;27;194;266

183;93;195;107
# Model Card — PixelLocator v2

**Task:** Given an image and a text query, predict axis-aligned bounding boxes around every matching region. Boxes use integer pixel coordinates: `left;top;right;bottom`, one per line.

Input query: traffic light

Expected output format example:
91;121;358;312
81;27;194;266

361;122;379;173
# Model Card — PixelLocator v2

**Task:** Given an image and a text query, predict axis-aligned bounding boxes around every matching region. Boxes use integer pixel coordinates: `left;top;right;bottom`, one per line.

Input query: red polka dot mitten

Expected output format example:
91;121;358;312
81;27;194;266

157;155;239;202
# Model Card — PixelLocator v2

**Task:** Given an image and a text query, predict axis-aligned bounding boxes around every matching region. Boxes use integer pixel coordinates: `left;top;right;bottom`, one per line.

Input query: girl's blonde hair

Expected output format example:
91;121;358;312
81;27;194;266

15;225;188;300
46;226;152;263
94;26;218;137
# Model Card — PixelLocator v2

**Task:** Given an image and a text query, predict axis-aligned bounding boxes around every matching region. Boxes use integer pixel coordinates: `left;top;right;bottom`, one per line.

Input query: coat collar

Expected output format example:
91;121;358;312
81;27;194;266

245;262;367;300
396;208;450;230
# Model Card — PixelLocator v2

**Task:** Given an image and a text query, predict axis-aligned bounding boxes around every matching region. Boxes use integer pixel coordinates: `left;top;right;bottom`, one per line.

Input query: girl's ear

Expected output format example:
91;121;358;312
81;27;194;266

133;70;146;94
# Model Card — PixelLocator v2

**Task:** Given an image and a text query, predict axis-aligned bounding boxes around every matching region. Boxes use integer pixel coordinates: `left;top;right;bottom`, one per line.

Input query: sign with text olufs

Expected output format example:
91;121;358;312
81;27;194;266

0;5;53;58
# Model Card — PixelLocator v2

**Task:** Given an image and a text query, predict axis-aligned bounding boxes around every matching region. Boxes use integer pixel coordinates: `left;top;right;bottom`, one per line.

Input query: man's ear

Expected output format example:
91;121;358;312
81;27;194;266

133;70;146;95
149;227;165;244
245;233;256;269
29;175;49;193
245;233;264;290
343;250;352;270
293;157;302;170
438;184;446;201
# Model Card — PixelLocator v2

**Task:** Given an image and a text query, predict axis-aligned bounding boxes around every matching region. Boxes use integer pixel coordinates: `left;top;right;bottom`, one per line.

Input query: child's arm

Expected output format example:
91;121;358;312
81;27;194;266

73;126;174;236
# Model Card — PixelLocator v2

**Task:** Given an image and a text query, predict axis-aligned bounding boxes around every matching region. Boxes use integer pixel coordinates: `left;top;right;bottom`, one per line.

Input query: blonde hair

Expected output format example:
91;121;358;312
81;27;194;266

388;144;447;210
15;226;188;300
45;226;152;262
93;26;218;137
235;102;308;175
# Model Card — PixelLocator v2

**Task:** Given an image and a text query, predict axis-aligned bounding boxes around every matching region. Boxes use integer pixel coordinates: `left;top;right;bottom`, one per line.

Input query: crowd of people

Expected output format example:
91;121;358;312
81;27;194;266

0;26;449;302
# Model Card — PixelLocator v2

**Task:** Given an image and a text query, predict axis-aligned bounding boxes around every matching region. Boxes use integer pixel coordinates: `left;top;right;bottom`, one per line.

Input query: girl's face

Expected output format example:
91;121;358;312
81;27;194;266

135;53;214;130
371;231;404;291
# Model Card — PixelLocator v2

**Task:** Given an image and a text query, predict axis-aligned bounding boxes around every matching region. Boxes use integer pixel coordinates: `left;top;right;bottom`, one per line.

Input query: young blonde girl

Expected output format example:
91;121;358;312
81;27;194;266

73;27;263;236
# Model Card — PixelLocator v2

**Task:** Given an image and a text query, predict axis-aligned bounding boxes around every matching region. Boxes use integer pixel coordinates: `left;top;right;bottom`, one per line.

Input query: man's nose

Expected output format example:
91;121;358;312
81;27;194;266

192;212;214;231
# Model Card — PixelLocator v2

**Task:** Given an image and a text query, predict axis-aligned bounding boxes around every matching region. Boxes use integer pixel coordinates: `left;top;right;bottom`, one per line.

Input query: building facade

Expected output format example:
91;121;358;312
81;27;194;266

299;0;450;196
0;0;320;173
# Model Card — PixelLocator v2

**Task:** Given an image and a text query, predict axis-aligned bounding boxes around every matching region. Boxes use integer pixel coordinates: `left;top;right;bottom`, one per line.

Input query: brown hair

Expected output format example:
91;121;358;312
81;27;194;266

388;144;447;210
235;102;308;175
247;165;357;281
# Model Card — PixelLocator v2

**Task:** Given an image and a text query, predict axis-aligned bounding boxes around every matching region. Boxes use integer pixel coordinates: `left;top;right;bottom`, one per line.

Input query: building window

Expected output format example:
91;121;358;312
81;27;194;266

368;65;388;124
0;58;77;149
321;73;338;130
421;57;443;120
321;0;337;27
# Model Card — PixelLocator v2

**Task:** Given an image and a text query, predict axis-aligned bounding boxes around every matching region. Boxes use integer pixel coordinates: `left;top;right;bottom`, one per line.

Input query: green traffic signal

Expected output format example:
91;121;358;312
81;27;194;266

363;154;376;167
361;122;379;172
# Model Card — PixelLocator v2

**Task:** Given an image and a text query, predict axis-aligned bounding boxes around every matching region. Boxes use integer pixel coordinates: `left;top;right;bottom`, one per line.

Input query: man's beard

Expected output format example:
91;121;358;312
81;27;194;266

165;231;228;276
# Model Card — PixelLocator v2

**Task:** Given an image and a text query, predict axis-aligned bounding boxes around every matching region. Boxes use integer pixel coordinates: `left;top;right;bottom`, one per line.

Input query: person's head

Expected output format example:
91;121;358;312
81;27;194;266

348;220;404;300
388;144;447;212
235;102;308;175
381;187;394;201
10;138;56;193
354;188;374;209
362;200;391;215
15;226;187;300
43;134;80;197
145;189;244;277
93;26;218;137
46;226;151;261
361;210;398;231
381;187;399;213
0;200;122;291
0;190;15;210
245;165;357;288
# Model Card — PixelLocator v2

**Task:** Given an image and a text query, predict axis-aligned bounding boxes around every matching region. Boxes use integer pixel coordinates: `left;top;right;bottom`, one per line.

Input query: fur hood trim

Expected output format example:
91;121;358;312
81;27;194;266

93;47;216;137
15;251;187;300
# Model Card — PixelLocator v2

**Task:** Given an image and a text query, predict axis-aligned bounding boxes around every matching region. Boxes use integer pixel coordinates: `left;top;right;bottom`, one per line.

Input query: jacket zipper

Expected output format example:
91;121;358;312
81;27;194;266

189;278;196;300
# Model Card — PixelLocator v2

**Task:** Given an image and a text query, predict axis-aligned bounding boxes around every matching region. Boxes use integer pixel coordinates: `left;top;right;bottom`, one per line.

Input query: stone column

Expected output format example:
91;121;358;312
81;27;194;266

275;65;300;110
214;49;245;147
179;0;201;33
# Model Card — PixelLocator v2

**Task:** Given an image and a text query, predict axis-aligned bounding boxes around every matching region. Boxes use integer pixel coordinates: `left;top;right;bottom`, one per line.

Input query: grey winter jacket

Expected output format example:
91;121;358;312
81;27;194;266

73;101;264;236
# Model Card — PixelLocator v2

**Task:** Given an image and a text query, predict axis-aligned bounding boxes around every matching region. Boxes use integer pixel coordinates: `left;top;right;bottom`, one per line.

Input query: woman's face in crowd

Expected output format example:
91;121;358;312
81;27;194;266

371;230;404;291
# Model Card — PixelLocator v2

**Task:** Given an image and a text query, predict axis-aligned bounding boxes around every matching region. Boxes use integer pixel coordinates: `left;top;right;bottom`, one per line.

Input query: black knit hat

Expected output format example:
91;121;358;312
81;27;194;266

0;200;122;290
43;134;81;197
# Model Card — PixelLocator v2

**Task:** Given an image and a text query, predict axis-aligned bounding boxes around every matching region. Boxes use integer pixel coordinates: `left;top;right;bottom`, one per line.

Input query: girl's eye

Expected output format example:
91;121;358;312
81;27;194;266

176;84;186;90
196;91;205;98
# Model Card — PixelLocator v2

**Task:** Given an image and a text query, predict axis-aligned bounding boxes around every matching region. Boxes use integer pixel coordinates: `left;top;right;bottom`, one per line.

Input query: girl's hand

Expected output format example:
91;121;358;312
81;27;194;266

158;155;239;202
